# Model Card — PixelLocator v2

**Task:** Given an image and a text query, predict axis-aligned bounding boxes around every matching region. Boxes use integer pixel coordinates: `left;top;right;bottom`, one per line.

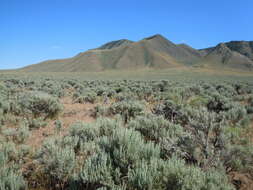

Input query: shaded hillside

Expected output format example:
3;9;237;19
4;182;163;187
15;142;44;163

225;41;253;61
200;41;253;69
20;36;253;72
97;39;133;50
177;43;204;57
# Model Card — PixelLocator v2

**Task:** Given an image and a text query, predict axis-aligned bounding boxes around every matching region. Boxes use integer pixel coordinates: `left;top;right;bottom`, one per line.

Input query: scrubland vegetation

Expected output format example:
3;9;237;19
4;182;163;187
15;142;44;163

0;73;253;190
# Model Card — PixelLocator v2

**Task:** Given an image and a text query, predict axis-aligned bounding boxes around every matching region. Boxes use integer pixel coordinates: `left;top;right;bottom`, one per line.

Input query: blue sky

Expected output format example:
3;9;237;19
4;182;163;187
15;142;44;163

0;0;252;69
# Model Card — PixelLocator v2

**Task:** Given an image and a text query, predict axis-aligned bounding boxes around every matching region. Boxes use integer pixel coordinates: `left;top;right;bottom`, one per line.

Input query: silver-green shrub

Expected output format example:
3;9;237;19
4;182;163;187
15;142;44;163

109;100;145;123
18;91;63;119
37;138;76;187
0;146;26;190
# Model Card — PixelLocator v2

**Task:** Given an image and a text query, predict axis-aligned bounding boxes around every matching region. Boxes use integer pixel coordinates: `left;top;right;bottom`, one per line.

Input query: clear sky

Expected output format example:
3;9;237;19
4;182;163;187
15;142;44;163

0;0;252;69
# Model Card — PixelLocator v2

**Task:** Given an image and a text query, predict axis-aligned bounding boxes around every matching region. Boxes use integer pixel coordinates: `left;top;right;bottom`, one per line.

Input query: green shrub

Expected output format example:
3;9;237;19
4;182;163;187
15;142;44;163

79;152;114;189
160;157;233;190
128;160;157;190
2;124;30;144
96;117;121;136
129;157;234;190
109;100;145;123
36;138;76;188
153;100;186;123
0;146;26;190
18;91;63;119
114;92;137;102
75;125;160;189
73;90;97;104
38;80;65;97
2;128;17;139
69;122;100;153
223;144;253;172
1;76;252;190
15;124;30;143
26;117;48;129
0;164;26;190
0;97;10;114
98;127;160;176
0;142;18;162
69;122;99;143
128;115;186;143
18;145;31;158
54;120;63;134
206;93;230;113
93;105;109;117
183;108;228;168
246;105;253;114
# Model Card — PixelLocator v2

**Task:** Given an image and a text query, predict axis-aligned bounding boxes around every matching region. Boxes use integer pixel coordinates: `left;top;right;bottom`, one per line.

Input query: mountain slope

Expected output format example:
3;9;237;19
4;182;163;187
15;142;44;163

225;41;253;61
200;42;253;69
97;39;133;50
20;36;253;72
21;34;200;72
178;43;204;57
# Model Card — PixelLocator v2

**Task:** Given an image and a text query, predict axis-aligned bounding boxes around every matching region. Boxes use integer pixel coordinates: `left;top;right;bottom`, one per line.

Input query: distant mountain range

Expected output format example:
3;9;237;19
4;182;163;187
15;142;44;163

20;34;253;72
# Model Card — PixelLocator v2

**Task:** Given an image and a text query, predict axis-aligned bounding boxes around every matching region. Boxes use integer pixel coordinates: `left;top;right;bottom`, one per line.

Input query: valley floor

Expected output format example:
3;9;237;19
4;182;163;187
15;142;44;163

0;70;253;190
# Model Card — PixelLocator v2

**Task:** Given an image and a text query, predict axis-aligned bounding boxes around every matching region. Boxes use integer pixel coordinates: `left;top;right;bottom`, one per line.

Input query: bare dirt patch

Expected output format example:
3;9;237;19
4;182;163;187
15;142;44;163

230;172;253;190
26;97;96;148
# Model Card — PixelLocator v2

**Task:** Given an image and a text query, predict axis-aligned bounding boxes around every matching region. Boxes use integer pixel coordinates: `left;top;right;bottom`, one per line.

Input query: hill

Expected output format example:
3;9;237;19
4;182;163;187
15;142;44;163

96;39;133;50
200;41;253;69
20;34;201;72
20;35;253;72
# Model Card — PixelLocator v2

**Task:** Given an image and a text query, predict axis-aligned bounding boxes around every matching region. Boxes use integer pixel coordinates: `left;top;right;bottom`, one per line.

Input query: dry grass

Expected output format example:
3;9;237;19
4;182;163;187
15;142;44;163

1;67;253;81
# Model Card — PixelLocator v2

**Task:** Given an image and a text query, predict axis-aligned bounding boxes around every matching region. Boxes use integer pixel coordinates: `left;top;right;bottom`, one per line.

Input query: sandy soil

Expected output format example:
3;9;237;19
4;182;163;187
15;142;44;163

26;97;96;148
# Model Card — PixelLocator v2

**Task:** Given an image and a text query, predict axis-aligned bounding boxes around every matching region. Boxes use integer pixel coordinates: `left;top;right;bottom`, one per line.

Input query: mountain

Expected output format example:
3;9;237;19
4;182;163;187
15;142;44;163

200;41;253;69
96;39;133;50
225;41;253;61
177;43;204;57
20;35;253;72
20;34;201;72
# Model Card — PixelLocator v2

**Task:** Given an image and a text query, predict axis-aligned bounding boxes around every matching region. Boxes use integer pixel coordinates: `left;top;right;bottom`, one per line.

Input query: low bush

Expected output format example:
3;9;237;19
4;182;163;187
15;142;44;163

0;146;26;190
18;91;63;119
15;124;30;143
153;100;188;124
109;100;145;123
26;117;48;129
223;144;253;173
128;115;186;143
0;164;26;190
73;89;97;104
1;77;252;190
93;105;109;117
36;138;76;188
129;157;233;190
2;124;30;144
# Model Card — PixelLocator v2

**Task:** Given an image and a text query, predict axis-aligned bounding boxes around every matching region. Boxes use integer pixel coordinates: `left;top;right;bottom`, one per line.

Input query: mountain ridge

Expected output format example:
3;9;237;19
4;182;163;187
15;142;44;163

20;35;253;72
